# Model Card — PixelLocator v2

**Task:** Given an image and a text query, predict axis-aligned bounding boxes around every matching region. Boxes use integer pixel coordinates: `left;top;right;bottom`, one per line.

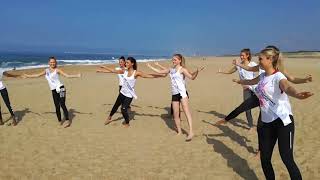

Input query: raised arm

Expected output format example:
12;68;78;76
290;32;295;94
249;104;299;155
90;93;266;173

233;59;260;72
181;67;203;80
135;71;167;79
57;69;81;78
233;75;260;85
283;70;313;84
23;70;46;78
154;62;168;70
217;66;237;74
146;63;169;74
279;79;313;99
96;66;124;74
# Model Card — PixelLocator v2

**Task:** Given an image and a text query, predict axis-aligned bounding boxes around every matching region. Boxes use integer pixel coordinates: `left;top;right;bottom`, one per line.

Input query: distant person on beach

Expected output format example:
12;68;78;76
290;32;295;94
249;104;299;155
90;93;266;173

0;69;20;126
146;54;204;141
96;57;165;127
23;57;81;128
217;48;257;131
232;47;313;180
100;56;126;92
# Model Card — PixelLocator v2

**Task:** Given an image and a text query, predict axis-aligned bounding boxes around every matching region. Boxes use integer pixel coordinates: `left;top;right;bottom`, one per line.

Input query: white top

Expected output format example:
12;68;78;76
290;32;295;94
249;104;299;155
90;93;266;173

169;67;187;98
115;67;124;86
120;70;137;99
236;61;257;80
45;68;63;91
236;61;257;91
0;68;6;90
254;71;293;126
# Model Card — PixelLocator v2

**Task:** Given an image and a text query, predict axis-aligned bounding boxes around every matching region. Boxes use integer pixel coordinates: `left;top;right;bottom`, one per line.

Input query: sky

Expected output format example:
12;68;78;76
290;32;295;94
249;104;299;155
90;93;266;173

0;0;319;55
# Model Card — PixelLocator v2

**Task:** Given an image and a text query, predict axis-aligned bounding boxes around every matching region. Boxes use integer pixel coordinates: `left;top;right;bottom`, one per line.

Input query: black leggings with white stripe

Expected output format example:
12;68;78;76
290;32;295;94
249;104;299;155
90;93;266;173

260;116;302;180
51;86;69;122
0;88;15;119
109;93;133;124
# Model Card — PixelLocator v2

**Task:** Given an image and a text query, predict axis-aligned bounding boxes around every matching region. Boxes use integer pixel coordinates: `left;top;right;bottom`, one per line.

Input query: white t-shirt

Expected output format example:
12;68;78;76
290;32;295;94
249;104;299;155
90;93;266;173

236;61;257;91
115;67;124;86
0;68;6;90
120;70;137;99
254;71;293;125
236;61;257;80
45;68;63;91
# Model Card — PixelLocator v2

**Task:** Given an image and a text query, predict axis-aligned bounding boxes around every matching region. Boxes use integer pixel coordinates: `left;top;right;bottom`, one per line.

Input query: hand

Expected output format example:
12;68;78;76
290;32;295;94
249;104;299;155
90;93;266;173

215;119;227;125
154;62;160;66
306;74;312;82
232;59;241;66
295;92;314;99
198;66;205;72
217;68;222;73
146;63;151;68
77;73;81;78
232;79;241;84
96;69;103;73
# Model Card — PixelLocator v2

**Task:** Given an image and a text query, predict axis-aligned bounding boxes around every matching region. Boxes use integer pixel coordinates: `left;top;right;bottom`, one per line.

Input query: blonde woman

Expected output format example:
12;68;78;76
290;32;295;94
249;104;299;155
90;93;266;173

147;54;203;141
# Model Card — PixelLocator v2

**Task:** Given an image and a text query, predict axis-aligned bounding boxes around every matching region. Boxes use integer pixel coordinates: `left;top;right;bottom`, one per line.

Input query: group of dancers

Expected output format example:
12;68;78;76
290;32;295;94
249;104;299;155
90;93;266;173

0;46;314;179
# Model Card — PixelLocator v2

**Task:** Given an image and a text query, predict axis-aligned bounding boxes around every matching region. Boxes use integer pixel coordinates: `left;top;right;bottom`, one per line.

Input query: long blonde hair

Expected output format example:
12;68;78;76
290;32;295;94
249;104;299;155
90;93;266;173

173;53;186;67
260;47;284;72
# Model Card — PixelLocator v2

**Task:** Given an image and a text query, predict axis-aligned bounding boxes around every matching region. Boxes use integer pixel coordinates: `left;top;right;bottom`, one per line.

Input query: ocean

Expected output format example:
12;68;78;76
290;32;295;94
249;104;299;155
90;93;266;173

0;52;169;70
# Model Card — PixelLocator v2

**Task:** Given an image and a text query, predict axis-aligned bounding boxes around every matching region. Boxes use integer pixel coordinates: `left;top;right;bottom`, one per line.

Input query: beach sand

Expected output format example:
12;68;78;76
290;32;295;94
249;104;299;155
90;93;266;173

0;57;319;179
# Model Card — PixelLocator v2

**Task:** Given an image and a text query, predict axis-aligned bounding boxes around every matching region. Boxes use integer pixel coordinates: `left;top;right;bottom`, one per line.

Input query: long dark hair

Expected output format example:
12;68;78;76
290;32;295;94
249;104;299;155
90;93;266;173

127;57;137;70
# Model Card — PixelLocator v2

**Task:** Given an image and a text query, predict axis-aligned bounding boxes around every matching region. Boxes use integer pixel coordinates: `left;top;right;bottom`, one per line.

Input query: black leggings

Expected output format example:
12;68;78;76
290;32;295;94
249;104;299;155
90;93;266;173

0;88;15;118
51;86;69;122
225;94;260;121
109;93;133;124
225;94;263;150
260;117;302;180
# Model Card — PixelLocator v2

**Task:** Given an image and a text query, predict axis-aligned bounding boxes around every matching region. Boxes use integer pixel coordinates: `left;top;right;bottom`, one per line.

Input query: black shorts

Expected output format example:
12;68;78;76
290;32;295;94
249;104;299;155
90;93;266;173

171;91;189;102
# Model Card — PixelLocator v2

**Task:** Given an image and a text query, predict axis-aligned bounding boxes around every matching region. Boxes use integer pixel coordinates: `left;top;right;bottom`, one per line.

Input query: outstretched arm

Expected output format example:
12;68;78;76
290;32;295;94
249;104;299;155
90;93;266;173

23;70;46;78
146;63;169;74
182;67;204;80
283;70;313;84
217;66;237;74
96;66;124;74
233;59;260;72
154;62;168;70
3;71;21;78
57;69;81;78
233;75;260;85
280;79;313;99
135;71;167;78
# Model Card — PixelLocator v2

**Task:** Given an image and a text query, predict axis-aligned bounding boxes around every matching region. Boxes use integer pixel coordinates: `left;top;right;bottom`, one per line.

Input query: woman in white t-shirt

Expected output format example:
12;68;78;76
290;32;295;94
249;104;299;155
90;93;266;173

96;57;164;127
233;48;313;180
100;56;126;92
23;57;81;128
146;54;204;141
0;69;20;126
218;48;257;130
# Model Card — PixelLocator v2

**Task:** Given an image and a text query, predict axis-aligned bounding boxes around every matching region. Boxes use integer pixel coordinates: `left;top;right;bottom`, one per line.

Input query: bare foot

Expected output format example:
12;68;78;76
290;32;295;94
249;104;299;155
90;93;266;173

60;120;65;126
12;116;18;126
186;133;194;142
254;151;260;159
104;120;112;125
215;119;227;126
123;123;130;128
64;120;71;128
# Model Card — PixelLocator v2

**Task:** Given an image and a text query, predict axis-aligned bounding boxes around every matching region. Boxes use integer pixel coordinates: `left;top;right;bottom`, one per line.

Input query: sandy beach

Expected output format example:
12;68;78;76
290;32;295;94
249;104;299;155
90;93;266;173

0;56;319;179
